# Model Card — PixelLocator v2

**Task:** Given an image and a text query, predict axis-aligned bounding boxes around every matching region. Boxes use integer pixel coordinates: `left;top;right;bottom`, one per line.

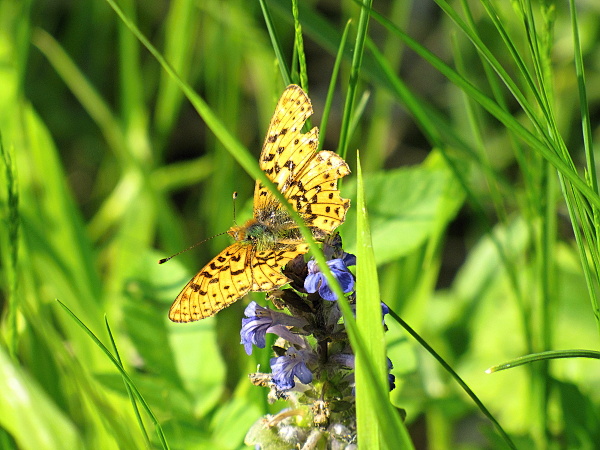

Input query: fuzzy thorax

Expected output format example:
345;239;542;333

229;218;302;252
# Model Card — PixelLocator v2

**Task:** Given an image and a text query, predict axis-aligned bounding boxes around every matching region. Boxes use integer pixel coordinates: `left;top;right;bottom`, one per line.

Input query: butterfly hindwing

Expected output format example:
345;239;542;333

285;150;350;233
250;243;310;291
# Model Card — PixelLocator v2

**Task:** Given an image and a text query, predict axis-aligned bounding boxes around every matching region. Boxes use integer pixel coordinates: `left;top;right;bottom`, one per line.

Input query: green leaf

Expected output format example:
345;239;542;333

343;166;455;265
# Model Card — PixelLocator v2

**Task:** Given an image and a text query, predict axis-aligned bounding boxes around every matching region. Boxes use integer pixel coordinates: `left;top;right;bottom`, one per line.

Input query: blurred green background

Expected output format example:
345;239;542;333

1;0;600;448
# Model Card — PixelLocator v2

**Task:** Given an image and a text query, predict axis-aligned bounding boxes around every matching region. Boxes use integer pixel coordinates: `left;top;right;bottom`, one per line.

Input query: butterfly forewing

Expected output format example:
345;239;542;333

169;243;253;322
254;85;318;211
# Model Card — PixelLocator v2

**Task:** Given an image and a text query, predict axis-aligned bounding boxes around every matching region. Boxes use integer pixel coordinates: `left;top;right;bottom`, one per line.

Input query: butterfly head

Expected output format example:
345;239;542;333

227;224;247;241
228;218;266;243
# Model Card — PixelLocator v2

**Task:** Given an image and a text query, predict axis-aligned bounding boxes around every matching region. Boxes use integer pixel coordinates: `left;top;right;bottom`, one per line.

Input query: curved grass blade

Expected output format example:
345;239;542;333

56;300;169;450
104;316;151;447
487;350;600;373
388;309;517;449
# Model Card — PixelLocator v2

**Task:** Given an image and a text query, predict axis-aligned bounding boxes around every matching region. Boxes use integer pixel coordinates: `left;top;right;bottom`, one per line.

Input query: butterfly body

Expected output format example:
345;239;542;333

228;215;302;252
168;85;350;322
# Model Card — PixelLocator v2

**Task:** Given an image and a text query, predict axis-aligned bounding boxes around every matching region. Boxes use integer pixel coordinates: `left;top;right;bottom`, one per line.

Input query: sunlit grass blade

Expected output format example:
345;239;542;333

0;345;83;449
291;0;307;91
354;155;412;448
314;155;411;449
258;0;291;86
569;0;597;194
318;19;352;151
568;0;600;333
337;0;372;160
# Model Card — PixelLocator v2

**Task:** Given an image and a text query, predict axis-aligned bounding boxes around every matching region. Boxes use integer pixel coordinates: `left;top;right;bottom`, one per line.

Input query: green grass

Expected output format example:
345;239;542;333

1;0;600;448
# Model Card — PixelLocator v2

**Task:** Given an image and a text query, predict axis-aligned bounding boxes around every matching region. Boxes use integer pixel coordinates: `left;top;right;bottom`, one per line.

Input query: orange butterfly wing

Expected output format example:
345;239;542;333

168;85;349;322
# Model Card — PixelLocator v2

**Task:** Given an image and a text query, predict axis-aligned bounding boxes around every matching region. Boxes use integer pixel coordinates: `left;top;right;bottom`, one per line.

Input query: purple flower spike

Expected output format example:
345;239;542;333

270;347;314;390
304;258;355;301
240;302;307;355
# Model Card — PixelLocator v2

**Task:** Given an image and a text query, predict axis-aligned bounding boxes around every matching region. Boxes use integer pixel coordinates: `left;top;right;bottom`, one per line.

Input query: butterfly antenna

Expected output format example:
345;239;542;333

232;191;238;225
158;231;229;264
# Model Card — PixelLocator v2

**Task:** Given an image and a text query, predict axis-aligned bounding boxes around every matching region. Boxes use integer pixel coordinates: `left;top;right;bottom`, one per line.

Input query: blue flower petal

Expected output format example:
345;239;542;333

334;268;354;293
318;282;337;301
304;258;355;301
389;373;396;391
294;362;314;385
327;259;348;272
240;315;269;355
240;302;309;355
381;302;390;316
304;271;325;294
270;348;313;390
343;252;357;267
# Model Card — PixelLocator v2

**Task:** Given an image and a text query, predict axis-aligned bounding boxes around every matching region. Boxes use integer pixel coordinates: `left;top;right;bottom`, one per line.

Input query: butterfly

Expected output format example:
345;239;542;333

168;85;350;322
